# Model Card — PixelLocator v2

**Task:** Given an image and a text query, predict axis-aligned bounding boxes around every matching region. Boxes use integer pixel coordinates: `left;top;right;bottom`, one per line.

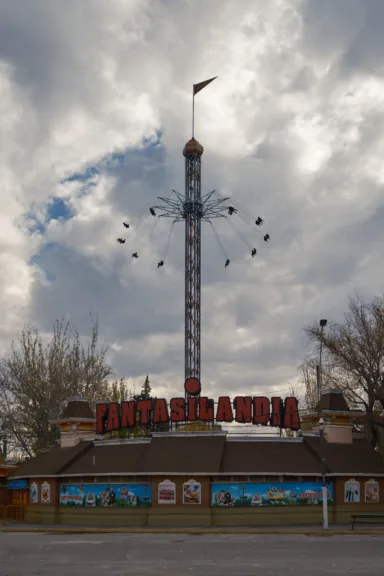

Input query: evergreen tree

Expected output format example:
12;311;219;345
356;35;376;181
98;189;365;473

141;375;152;399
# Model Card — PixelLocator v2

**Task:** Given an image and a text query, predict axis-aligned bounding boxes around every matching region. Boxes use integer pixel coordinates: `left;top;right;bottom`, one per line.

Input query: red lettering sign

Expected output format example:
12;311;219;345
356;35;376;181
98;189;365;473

253;396;270;425
121;401;135;428
96;403;108;435
234;396;252;423
170;398;185;422
216;397;234;423
96;393;300;433
153;399;169;424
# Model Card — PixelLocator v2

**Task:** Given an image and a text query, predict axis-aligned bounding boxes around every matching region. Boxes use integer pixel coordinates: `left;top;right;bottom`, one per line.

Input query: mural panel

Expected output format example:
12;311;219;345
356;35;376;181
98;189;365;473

59;484;152;507
158;480;176;504
344;479;360;503
211;482;333;507
365;480;379;503
41;481;51;504
183;479;201;504
30;482;38;504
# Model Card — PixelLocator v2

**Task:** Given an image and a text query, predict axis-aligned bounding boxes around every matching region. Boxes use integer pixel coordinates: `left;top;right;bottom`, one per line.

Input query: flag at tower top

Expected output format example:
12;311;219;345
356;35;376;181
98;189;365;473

193;77;218;95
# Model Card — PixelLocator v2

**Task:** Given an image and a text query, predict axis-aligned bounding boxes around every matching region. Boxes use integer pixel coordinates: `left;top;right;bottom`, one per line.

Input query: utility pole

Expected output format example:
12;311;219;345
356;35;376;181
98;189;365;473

318;318;328;529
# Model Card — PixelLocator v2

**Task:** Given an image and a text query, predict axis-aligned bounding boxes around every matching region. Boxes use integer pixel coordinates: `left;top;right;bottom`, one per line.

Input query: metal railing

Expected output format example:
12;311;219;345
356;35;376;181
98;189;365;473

1;504;26;525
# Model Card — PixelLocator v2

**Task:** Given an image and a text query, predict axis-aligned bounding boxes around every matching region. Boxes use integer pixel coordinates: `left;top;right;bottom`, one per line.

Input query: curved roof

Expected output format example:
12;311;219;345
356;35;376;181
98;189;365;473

61;399;95;420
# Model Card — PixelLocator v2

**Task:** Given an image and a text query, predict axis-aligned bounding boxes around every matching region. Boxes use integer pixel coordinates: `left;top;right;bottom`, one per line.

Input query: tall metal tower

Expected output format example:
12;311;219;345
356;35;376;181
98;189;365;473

118;78;270;397
152;77;235;388
183;136;203;383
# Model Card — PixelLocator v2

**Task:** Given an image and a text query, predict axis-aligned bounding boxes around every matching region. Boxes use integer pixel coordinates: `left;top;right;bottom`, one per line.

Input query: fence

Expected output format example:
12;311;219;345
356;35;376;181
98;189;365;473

0;504;26;525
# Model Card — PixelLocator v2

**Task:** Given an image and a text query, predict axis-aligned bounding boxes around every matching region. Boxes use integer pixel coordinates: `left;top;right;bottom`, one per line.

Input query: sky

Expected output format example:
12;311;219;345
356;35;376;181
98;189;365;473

1;0;384;404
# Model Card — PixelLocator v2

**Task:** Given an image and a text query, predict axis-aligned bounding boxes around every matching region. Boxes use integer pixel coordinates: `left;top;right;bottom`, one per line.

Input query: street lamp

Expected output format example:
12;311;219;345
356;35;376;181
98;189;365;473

318;318;328;530
318;319;327;406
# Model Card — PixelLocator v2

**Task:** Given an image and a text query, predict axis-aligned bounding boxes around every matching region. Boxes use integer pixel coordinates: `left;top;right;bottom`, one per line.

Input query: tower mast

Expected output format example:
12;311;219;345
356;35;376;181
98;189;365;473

183;137;203;384
183;77;217;389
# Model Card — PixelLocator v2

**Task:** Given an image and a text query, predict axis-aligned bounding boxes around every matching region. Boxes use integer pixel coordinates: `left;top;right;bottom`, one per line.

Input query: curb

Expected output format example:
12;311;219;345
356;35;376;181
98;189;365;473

1;527;384;535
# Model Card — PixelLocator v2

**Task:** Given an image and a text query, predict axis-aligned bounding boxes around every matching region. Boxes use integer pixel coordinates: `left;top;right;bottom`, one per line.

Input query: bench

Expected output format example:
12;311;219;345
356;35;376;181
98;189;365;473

351;514;384;530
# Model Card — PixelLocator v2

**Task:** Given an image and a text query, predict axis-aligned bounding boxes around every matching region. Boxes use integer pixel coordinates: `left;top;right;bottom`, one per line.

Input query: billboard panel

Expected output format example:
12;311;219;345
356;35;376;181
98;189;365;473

211;482;333;507
59;484;152;507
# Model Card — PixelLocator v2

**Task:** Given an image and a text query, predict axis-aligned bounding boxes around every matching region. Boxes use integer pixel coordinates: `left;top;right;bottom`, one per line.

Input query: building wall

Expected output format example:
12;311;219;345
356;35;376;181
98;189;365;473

25;478;59;524
149;476;211;526
151;476;210;507
19;475;384;527
330;477;384;524
0;487;11;506
211;505;324;526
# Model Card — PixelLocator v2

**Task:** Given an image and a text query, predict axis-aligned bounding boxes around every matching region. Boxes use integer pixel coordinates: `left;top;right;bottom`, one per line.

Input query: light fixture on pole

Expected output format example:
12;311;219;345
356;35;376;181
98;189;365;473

318;318;328;529
317;319;327;407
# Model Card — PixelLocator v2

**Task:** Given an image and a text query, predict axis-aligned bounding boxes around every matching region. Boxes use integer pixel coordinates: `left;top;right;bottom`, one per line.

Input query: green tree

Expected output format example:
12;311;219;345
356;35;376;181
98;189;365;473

141;374;152;399
0;319;115;457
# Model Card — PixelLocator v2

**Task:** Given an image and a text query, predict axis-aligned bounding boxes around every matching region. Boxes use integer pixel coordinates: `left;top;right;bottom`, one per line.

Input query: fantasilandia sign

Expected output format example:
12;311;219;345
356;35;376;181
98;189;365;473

96;378;300;434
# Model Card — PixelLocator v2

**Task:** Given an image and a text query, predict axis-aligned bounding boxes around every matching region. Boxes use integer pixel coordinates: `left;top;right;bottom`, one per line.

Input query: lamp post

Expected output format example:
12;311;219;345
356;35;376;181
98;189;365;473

318;318;328;529
318;319;327;406
321;457;328;530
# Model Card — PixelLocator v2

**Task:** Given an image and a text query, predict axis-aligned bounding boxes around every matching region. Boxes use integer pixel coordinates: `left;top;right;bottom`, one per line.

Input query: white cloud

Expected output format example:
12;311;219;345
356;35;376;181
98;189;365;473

0;0;384;403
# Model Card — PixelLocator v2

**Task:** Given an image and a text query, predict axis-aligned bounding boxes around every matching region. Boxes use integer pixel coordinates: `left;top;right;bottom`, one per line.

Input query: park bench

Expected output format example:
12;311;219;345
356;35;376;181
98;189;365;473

351;514;384;530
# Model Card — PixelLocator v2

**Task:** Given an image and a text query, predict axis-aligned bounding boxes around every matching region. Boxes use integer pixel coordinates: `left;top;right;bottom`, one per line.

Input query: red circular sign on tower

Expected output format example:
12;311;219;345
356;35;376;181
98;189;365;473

184;377;201;396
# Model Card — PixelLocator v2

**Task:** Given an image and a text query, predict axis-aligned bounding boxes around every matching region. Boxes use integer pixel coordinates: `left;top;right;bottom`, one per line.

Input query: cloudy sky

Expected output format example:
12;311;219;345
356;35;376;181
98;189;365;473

1;0;383;403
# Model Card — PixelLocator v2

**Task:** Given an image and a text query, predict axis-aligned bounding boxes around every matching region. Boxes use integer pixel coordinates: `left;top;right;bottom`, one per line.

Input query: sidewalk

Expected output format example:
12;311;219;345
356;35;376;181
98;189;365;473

1;522;384;535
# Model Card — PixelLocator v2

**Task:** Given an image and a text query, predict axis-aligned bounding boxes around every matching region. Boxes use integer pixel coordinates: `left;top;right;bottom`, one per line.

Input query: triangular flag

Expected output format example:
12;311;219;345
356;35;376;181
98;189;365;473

193;76;218;96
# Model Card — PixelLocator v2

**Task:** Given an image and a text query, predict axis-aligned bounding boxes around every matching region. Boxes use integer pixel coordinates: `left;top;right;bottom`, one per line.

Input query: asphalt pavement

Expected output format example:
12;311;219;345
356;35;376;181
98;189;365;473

0;532;383;575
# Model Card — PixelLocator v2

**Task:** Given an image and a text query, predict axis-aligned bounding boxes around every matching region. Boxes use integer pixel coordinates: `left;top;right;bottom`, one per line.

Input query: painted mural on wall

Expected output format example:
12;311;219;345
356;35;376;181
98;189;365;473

183;480;201;504
365;480;379;503
158;480;176;504
211;482;334;507
30;482;38;504
344;479;360;503
41;481;51;504
59;484;152;507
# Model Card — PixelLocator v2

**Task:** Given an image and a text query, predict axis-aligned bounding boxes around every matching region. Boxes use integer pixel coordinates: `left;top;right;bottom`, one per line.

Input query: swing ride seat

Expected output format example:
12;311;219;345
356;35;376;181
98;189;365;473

351;514;384;530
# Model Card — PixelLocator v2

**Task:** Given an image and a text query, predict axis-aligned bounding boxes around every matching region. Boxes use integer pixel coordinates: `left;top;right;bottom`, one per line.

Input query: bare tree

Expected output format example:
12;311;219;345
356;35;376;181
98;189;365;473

298;358;323;413
303;294;384;451
0;319;114;457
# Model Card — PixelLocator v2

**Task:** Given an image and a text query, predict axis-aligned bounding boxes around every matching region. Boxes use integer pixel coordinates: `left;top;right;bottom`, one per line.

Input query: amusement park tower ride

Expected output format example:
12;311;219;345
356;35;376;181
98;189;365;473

153;77;234;388
120;78;270;395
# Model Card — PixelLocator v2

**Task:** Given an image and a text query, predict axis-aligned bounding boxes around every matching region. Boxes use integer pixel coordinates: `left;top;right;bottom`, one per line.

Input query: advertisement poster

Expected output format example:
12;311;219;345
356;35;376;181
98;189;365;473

41;481;51;504
344;479;360;503
59;484;152;507
158;480;176;504
211;482;334;507
30;482;38;504
183;480;201;504
365;480;379;503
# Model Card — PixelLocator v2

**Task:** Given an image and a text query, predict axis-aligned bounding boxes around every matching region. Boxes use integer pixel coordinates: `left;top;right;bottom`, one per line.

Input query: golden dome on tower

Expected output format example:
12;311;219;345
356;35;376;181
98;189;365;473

183;138;204;157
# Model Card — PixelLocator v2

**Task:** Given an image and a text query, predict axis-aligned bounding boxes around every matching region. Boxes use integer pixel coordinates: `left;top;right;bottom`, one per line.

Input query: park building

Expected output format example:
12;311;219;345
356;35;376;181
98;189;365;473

2;390;384;527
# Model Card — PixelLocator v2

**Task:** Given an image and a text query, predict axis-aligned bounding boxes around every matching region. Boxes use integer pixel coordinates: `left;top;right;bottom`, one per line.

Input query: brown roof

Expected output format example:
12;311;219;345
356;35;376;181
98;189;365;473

10;441;93;478
142;435;226;474
61;399;95;420
319;391;350;412
10;433;384;479
305;436;384;475
63;442;150;475
221;440;321;474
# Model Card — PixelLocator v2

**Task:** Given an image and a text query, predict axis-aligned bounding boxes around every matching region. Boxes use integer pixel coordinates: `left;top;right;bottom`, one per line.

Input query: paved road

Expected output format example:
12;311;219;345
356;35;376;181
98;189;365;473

0;532;383;575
